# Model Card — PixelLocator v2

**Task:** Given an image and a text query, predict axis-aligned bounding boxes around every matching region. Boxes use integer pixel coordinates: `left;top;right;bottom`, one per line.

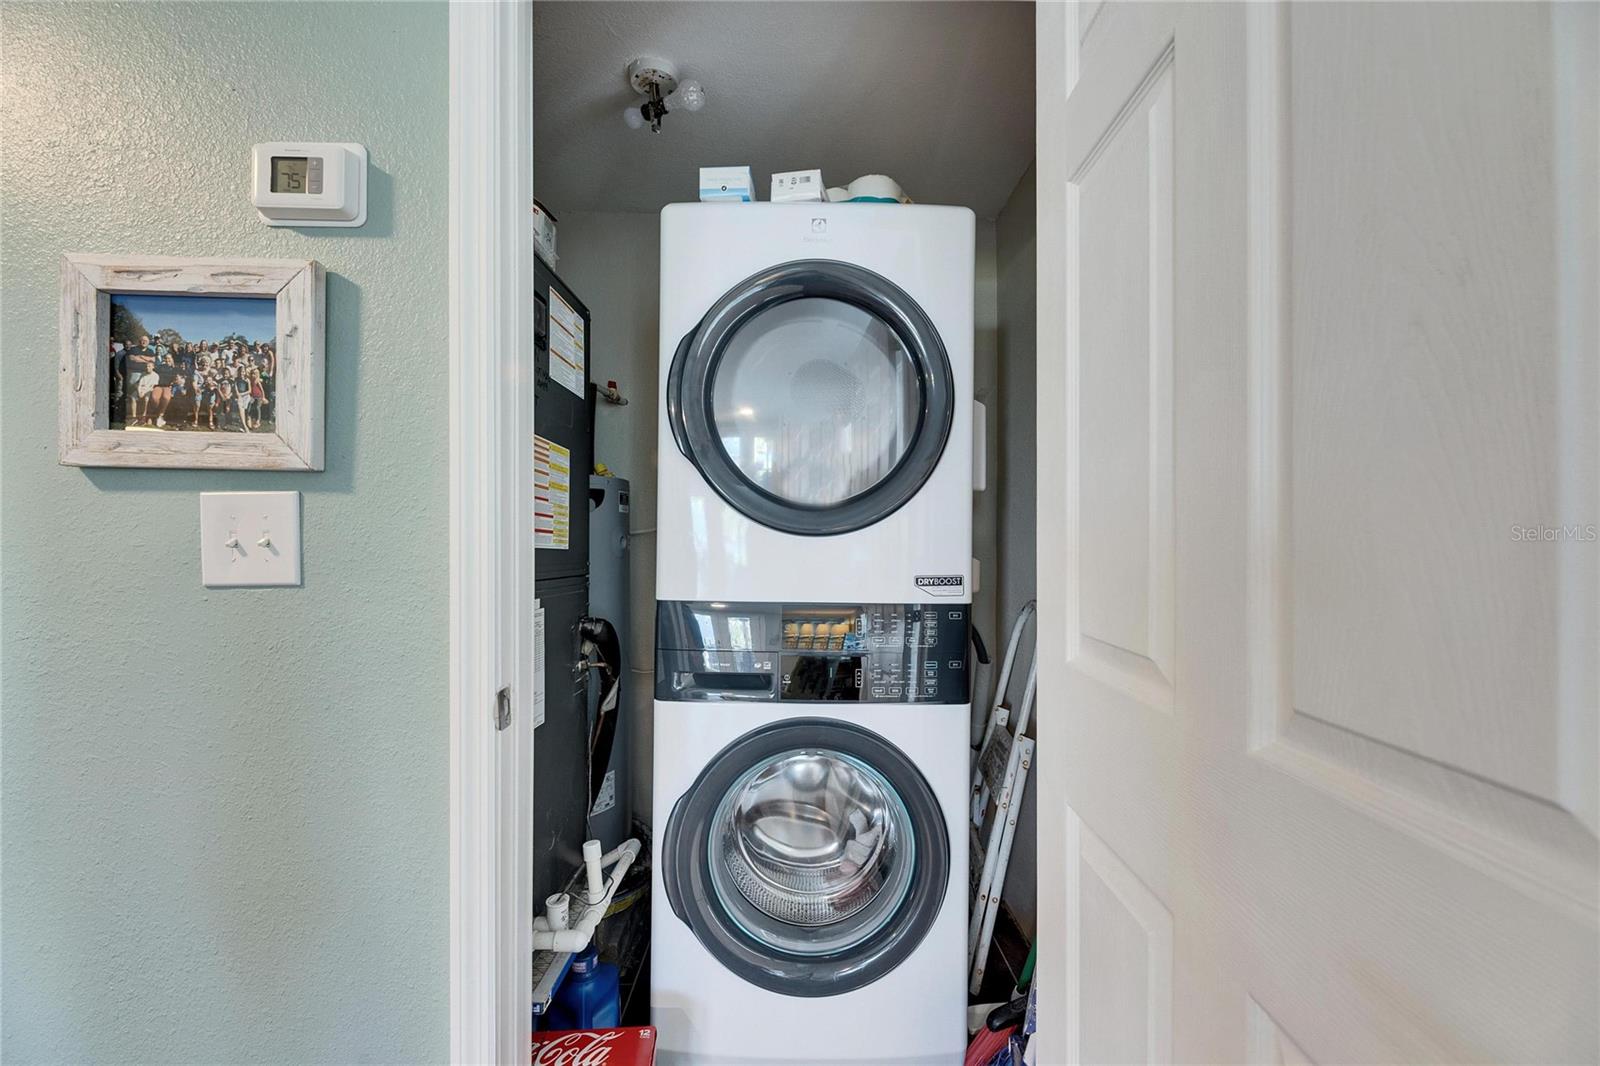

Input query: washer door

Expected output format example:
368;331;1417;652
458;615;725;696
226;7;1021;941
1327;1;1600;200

667;260;955;536
662;718;950;997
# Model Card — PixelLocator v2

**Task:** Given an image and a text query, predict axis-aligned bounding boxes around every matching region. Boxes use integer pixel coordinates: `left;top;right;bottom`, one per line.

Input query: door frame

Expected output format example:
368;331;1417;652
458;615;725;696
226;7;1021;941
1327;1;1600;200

448;0;536;1062
1034;3;1072;1062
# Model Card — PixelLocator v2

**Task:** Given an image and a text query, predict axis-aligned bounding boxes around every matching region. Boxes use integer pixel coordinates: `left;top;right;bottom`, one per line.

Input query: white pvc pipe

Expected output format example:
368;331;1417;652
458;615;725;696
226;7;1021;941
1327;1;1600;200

582;839;605;902
537;927;603;953
531;838;641;953
545;893;569;931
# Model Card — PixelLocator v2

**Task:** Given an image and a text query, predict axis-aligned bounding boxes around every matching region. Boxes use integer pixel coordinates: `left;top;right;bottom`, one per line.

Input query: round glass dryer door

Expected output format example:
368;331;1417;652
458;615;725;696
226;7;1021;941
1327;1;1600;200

667;261;955;536
662;719;950;996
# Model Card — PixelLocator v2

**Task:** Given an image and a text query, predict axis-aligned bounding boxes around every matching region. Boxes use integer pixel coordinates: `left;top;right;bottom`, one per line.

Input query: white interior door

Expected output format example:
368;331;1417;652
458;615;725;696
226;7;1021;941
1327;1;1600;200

1034;3;1599;1063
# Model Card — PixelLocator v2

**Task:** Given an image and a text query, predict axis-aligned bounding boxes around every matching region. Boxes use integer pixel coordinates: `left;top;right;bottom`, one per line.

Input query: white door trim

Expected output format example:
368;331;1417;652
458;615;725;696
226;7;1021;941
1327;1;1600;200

1034;5;1071;1064
449;1;535;1062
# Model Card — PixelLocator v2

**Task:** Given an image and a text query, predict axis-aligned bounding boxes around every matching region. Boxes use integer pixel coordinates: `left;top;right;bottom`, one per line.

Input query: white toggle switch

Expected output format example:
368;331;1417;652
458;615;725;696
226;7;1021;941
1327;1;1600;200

200;491;302;587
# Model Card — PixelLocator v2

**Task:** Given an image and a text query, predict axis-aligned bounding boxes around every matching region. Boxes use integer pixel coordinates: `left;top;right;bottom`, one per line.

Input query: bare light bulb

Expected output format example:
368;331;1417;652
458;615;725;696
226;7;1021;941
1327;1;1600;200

665;80;706;113
622;104;646;130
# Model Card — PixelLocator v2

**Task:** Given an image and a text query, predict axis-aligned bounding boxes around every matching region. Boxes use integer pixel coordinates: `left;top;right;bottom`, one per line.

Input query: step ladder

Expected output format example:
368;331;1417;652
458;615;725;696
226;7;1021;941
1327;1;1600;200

967;600;1037;996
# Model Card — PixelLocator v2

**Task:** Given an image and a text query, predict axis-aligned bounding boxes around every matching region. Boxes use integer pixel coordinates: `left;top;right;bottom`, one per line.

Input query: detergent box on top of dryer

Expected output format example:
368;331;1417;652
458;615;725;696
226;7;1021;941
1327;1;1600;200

770;169;824;202
697;166;753;202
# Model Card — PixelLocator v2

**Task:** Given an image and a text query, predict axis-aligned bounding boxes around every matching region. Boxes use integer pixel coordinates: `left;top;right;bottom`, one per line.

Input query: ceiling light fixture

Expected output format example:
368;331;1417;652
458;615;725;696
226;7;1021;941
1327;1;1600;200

622;57;705;134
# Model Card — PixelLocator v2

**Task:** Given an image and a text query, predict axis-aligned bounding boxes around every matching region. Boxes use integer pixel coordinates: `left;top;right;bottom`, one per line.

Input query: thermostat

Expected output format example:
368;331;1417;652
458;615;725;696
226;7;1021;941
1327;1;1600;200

251;142;367;227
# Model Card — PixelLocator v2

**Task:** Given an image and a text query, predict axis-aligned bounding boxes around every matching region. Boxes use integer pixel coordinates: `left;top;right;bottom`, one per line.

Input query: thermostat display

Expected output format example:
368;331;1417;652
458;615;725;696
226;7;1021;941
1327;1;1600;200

252;142;365;227
271;156;315;193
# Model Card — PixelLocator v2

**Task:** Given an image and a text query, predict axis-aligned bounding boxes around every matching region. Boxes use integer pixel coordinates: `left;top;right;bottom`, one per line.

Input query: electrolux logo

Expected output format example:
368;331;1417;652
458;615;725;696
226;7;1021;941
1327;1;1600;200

915;574;964;597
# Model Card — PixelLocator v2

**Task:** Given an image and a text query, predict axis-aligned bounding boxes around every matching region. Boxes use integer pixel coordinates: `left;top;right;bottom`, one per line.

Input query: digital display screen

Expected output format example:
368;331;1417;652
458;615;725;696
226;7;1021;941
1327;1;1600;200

781;655;863;701
271;156;310;193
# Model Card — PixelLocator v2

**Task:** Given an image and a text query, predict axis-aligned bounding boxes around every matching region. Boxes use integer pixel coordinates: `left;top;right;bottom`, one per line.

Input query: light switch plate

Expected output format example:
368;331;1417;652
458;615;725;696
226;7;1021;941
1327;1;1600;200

200;491;302;587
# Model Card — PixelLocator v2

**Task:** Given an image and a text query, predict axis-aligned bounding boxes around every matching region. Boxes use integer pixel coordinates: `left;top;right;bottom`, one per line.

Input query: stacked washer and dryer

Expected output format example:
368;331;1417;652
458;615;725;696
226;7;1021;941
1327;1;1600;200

652;203;976;1065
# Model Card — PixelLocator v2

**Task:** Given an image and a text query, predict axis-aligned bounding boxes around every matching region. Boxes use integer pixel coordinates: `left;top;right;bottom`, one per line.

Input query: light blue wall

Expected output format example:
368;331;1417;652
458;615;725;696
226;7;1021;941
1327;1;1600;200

1;3;449;1061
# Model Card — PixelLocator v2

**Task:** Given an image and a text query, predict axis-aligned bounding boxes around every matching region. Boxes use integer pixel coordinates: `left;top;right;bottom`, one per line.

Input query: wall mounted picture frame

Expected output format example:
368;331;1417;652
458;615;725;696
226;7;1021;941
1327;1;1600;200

58;254;325;470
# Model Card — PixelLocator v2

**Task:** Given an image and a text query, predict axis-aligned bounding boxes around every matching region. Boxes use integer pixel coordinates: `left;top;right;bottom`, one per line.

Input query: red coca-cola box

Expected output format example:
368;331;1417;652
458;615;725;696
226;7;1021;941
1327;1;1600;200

532;1025;656;1066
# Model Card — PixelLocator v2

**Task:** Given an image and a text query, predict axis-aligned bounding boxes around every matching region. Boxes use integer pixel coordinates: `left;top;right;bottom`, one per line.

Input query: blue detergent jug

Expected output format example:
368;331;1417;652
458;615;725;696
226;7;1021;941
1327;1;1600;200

543;945;619;1031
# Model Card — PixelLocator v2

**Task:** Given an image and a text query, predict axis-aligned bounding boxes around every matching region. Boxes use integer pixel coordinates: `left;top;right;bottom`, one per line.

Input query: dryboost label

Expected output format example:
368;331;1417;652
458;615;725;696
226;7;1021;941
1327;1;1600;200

915;574;965;597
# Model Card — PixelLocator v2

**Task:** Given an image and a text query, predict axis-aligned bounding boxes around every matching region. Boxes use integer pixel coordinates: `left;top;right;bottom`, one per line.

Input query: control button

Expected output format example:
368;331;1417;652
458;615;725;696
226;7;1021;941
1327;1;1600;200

948;611;963;620
871;686;886;698
854;667;864;688
949;660;963;670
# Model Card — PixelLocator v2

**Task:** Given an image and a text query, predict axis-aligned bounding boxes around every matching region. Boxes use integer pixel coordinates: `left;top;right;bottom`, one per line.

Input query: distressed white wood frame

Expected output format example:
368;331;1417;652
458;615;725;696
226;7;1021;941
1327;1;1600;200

58;254;325;470
449;0;535;1063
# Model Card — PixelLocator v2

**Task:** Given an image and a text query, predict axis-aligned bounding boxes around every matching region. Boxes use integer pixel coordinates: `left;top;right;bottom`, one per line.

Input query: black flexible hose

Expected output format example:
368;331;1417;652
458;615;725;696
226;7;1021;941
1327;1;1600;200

578;616;621;811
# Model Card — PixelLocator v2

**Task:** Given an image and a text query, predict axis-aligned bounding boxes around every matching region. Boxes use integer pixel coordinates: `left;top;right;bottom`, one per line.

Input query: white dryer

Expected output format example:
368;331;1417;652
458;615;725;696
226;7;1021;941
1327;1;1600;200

651;204;975;1064
656;202;975;604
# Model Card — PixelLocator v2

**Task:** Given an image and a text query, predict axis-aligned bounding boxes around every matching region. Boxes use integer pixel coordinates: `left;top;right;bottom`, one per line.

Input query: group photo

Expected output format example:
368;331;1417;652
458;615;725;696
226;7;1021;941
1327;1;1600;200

107;292;278;433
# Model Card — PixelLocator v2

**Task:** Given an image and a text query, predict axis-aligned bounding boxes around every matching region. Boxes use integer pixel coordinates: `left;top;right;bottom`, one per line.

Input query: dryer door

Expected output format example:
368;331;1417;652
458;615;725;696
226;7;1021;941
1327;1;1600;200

661;717;950;996
667;260;955;536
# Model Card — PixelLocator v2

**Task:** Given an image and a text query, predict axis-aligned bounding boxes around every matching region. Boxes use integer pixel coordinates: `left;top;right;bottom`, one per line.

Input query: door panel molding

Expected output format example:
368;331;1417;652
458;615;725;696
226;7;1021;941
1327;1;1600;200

1245;996;1315;1066
1079;0;1108;46
1067;41;1177;715
1243;1;1599;920
1068;807;1174;1066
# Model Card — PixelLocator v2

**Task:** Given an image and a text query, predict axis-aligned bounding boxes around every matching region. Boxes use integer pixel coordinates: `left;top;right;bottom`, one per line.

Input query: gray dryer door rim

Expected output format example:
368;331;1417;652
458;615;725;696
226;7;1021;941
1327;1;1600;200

666;259;955;536
661;717;951;997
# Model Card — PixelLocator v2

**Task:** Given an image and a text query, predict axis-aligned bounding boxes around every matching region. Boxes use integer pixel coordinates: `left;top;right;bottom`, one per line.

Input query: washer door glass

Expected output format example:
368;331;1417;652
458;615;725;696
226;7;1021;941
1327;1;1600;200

711;299;919;508
708;748;915;955
661;718;950;997
668;260;955;537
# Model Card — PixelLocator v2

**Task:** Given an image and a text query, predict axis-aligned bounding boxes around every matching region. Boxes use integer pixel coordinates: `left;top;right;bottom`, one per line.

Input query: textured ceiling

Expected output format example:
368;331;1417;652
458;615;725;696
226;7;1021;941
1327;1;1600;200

532;1;1035;218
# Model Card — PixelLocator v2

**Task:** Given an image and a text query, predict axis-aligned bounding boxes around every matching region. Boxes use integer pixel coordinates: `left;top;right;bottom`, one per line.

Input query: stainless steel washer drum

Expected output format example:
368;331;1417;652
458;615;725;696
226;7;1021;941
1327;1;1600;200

709;749;916;955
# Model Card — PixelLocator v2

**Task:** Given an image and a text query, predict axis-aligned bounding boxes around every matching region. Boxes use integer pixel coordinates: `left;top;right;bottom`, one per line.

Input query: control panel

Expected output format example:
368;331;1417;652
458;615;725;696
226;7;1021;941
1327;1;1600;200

656;600;969;704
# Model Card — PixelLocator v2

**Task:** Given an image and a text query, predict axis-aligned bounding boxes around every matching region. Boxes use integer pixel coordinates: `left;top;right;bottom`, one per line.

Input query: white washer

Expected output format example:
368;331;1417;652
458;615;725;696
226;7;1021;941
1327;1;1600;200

652;701;968;1065
652;204;975;1064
